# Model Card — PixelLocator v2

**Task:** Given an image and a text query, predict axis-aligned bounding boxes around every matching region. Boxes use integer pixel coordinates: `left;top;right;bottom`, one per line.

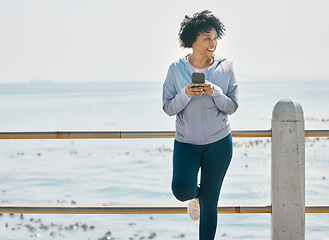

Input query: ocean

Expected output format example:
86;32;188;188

0;79;328;240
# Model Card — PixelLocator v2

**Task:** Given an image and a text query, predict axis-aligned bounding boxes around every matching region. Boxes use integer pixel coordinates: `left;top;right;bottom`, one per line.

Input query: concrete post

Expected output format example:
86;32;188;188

271;98;305;240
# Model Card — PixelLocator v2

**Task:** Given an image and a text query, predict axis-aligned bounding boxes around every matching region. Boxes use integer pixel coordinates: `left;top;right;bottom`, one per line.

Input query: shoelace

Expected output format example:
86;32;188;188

191;200;199;211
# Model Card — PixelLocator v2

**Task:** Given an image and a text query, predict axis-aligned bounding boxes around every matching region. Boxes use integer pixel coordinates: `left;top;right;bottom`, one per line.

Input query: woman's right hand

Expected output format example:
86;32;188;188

185;83;204;97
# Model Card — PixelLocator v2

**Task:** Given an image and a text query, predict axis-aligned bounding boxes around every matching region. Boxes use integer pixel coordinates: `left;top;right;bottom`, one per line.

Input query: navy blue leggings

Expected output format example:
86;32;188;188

171;134;233;240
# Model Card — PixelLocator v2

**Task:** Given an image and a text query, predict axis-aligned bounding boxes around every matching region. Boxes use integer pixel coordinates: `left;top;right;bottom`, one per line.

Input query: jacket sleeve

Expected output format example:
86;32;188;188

162;65;191;116
210;64;238;115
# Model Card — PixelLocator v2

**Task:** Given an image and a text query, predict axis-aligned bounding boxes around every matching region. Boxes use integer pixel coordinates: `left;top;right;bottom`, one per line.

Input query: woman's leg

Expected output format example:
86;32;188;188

198;134;233;240
171;140;201;202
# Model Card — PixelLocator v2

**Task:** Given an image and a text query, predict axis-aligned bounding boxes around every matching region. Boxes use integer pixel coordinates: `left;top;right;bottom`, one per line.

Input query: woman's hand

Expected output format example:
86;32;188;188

198;81;213;96
186;81;213;97
185;83;204;97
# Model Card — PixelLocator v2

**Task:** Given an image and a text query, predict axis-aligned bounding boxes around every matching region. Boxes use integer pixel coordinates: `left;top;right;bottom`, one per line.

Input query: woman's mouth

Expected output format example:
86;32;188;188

207;48;215;52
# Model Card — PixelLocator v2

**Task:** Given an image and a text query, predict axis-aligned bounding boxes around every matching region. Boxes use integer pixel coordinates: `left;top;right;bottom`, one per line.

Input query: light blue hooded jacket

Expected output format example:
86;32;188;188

162;55;238;145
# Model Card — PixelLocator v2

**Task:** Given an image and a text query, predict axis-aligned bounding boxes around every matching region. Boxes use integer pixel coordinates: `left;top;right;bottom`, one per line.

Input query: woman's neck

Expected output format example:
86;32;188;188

188;53;214;69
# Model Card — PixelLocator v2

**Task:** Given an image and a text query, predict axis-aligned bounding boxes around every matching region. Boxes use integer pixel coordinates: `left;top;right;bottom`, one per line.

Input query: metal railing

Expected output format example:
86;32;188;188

0;129;328;139
0;98;328;239
0;129;328;215
1;205;329;215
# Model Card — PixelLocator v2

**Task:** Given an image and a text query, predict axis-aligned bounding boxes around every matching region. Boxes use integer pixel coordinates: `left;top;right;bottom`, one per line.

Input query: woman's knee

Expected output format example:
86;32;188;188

171;182;197;202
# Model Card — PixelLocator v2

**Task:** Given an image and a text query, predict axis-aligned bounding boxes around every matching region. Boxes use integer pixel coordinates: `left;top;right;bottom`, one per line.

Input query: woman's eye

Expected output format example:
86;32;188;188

204;37;217;42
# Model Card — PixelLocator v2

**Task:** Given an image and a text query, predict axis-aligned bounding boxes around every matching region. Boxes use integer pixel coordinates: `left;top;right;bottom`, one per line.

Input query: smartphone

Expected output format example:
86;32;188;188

192;72;205;84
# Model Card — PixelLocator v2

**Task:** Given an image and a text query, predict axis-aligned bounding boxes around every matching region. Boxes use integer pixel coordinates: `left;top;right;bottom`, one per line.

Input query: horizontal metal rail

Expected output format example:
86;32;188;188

305;129;329;137
1;205;270;214
0;129;328;139
0;205;328;214
0;130;268;139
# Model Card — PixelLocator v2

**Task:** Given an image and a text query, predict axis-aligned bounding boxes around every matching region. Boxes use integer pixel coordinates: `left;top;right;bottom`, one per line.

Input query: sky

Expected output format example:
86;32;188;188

1;0;329;83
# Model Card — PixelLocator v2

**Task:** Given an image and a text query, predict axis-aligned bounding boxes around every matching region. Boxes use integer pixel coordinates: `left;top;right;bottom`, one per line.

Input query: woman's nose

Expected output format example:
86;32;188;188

209;42;216;48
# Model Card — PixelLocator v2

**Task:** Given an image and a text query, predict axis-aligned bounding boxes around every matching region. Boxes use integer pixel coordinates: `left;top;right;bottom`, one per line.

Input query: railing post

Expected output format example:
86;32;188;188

271;98;305;240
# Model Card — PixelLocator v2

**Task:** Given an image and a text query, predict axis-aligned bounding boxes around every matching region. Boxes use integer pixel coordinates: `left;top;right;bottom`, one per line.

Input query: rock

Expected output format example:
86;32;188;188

147;232;156;239
173;234;185;238
98;236;113;240
40;224;49;230
25;224;36;232
65;224;78;230
81;224;88;231
50;222;57;227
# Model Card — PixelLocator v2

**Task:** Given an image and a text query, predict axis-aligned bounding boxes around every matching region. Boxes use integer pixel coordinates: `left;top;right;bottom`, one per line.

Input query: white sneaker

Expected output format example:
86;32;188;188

187;198;200;221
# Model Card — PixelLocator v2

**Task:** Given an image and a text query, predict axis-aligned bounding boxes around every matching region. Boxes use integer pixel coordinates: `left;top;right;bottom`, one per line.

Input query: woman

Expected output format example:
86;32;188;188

162;10;238;240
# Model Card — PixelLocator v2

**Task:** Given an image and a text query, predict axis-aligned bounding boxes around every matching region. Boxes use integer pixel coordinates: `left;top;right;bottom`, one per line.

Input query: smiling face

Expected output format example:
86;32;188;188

192;28;218;59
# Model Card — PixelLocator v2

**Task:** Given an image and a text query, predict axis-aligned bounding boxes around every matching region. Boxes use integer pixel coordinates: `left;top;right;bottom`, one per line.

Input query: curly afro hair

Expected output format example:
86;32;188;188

178;10;226;48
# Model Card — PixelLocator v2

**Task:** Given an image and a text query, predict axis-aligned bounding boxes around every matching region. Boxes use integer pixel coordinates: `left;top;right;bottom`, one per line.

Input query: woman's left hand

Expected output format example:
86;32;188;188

198;81;213;96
